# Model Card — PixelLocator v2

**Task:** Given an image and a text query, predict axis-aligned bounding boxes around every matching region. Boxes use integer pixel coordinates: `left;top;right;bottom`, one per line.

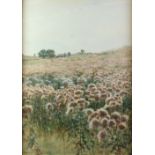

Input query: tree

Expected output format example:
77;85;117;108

46;49;55;58
67;52;71;56
38;49;46;58
38;49;55;58
80;49;85;54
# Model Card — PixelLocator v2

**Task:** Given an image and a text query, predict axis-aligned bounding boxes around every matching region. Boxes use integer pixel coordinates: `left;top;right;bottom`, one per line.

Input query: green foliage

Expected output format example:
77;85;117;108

67;52;71;56
46;49;55;58
101;129;131;155
27;128;38;149
80;49;85;54
122;96;132;112
38;49;47;58
88;100;105;110
38;49;55;58
65;111;96;155
30;99;96;155
25;74;65;89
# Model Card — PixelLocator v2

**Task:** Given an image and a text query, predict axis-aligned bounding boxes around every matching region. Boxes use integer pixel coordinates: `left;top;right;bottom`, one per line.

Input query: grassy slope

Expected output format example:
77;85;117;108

23;47;131;77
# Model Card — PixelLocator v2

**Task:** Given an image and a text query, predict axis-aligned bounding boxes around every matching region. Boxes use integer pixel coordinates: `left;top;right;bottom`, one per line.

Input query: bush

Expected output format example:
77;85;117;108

38;49;55;58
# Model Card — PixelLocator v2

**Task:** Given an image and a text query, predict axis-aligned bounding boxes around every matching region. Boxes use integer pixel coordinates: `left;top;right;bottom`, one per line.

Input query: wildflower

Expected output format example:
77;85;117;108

108;100;117;107
77;98;85;104
85;101;90;106
83;108;94;116
97;129;107;143
90;87;97;92
97;108;108;117
117;95;123;103
107;87;113;92
85;90;90;95
67;88;75;94
118;122;127;130
74;90;84;96
94;90;101;95
67;101;77;108
66;107;74;116
74;95;80;100
45;102;54;111
105;96;113;105
95;93;101;101
120;90;128;97
100;93;107;100
88;111;98;122
22;105;33;119
113;85;120;93
22;105;33;114
101;89;106;94
121;114;129;122
88;83;96;89
78;102;86;110
57;102;62;109
104;104;111;110
100;118;109;128
89;118;101;130
106;92;112;98
111;111;121;122
108;119;117;128
68;96;75;102
106;114;110;119
89;97;96;102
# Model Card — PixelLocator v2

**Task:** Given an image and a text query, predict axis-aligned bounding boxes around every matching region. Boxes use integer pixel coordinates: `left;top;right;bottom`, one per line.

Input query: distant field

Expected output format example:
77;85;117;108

23;47;131;76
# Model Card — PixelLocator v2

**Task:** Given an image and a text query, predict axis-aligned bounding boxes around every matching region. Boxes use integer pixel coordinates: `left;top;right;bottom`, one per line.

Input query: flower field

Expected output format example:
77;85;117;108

23;47;132;155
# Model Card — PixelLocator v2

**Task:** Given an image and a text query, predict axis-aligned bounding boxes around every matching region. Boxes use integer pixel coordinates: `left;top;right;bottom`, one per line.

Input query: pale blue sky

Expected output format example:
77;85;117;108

23;0;131;55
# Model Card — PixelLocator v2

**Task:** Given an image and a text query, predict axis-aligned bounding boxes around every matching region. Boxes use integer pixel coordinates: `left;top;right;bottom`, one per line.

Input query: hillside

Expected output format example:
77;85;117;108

23;47;131;76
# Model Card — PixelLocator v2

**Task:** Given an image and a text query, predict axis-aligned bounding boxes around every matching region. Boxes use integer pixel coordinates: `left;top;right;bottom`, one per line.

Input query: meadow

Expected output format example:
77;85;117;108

23;47;132;155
